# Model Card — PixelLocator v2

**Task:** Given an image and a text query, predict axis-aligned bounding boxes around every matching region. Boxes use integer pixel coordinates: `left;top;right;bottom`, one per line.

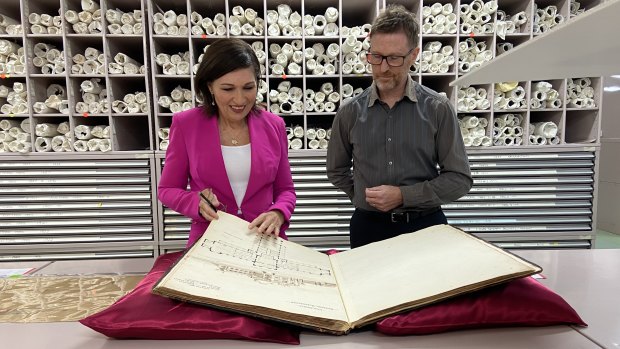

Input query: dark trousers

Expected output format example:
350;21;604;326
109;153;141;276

349;208;447;248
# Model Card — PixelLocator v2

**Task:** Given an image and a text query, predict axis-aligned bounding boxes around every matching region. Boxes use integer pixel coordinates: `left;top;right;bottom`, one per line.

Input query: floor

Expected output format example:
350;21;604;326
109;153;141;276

594;229;620;248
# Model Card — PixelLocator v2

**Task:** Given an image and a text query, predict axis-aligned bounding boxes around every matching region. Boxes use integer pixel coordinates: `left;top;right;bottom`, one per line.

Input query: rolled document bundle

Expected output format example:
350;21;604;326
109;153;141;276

314;138;326;149
533;4;564;33
158;127;170;140
74;124;94;140
0;119;19;131
35;137;53;152
459;116;490;147
324;101;336;112
289;138;303;150
456;86;489;112
8;140;31;153
87;138;111;152
491;114;524;146
567;77;597;108
102;125;110;139
529;134;546;145
493;83;527;110
80;78;103;94
314;102;325;112
91;125;107;138
324;7;338;23
0;130;15;142
461;116;479;128
35;123;60;137
56;121;70;135
306;128;316;140
73;139;88;152
81;0;99;12
51;135;71;152
291;125;304;139
532;121;558;138
19;118;30;132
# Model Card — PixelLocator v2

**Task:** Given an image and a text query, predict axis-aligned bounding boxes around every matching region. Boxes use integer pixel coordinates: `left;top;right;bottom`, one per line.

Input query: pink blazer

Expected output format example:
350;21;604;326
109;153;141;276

158;107;296;247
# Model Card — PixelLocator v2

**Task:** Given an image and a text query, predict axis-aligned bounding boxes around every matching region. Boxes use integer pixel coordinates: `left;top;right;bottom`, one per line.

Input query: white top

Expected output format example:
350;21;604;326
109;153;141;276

221;144;251;208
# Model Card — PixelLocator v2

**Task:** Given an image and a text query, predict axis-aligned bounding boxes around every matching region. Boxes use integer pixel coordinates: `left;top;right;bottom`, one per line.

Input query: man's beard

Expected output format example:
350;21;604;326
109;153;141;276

375;73;398;91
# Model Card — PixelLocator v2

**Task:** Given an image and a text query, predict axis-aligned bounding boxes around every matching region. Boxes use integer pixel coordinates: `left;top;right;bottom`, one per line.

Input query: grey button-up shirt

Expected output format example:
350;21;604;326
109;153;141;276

326;76;472;212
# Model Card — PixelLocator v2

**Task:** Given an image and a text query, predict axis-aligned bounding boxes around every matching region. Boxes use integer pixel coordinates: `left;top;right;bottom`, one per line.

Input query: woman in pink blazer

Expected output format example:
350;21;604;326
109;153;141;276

158;38;296;247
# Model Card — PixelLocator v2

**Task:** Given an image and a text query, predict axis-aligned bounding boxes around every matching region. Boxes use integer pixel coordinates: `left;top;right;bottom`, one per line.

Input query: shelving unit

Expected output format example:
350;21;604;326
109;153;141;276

0;0;607;260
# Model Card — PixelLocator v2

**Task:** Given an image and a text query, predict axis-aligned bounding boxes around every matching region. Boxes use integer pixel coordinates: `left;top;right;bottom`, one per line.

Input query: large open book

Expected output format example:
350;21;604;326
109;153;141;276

152;212;541;335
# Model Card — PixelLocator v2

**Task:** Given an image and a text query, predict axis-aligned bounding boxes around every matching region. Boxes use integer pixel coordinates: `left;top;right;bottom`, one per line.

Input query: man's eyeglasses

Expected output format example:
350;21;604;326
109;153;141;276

366;48;415;67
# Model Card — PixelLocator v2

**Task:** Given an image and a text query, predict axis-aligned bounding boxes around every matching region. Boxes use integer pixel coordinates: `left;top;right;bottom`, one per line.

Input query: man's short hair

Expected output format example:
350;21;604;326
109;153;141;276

371;5;420;48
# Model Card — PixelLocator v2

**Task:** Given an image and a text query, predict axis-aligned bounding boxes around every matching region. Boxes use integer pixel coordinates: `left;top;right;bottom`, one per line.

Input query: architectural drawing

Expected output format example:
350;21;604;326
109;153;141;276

200;232;336;288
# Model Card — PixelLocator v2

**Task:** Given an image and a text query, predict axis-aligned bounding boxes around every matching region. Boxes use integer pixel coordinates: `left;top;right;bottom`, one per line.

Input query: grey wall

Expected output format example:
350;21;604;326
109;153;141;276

597;75;620;233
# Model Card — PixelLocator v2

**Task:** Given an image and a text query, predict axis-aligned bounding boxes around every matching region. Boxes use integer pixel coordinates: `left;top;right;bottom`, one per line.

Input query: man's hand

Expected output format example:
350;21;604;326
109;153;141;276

365;185;403;212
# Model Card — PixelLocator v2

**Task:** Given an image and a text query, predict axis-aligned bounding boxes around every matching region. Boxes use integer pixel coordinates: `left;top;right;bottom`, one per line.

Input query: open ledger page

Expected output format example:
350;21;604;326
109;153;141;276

329;224;541;325
155;212;350;325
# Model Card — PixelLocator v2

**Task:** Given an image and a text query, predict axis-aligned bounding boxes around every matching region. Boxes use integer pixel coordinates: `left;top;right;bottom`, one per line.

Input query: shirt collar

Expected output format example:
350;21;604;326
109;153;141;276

368;75;418;107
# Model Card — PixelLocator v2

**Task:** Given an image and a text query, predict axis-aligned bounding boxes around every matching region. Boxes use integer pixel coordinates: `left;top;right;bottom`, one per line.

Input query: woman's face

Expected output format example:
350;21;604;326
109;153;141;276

209;67;257;123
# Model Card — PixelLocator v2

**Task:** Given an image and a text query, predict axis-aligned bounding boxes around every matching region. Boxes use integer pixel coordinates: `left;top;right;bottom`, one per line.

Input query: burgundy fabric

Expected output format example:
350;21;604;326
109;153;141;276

324;249;340;255
376;276;586;335
80;252;300;343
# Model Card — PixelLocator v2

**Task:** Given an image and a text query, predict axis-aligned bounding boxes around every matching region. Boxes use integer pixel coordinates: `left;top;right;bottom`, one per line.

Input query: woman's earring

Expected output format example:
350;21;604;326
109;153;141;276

210;92;215;105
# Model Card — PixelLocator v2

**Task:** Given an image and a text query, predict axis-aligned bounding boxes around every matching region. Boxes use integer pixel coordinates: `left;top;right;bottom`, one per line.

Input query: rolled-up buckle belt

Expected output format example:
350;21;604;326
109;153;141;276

360;207;441;223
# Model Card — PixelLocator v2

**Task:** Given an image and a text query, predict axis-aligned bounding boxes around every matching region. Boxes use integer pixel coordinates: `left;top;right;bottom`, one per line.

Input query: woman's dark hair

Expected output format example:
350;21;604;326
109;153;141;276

194;38;261;115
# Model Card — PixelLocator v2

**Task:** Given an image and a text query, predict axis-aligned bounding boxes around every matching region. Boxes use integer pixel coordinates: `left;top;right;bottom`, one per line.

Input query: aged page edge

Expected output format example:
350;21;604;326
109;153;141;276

454;227;543;272
328;253;355;327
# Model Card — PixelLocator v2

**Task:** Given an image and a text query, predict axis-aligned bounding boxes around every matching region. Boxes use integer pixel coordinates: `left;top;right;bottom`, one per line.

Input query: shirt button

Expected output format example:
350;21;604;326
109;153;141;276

388;138;392;142
389;161;393;165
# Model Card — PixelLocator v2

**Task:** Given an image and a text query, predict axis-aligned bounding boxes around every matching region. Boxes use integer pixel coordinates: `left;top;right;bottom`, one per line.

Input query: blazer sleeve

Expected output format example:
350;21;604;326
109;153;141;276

268;117;296;224
157;114;203;221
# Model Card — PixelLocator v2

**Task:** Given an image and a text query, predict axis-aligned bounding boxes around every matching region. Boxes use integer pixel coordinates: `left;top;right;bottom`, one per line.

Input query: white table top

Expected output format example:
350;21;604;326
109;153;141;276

1;249;618;348
516;249;620;349
0;321;600;349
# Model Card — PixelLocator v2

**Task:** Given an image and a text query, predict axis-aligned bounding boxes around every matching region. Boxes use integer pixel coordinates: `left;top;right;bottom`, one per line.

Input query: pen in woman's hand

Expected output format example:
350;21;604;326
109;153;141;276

200;192;218;212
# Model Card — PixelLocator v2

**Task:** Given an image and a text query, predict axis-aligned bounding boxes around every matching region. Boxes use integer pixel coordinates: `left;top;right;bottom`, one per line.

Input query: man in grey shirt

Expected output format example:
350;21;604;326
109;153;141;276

326;5;472;248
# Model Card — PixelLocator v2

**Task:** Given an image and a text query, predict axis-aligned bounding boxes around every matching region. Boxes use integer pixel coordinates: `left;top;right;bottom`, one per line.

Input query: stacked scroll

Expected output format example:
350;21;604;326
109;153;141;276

0;118;30;153
28;11;62;34
0;13;22;35
0;39;25;75
158;127;169;151
0;82;28;115
75;78;108;114
459;115;491;147
105;8;143;35
493;114;525;146
73;124;111;152
158;86;192;113
32;43;65;75
34;122;72;152
33;84;69;114
65;0;102;34
286;126;331;150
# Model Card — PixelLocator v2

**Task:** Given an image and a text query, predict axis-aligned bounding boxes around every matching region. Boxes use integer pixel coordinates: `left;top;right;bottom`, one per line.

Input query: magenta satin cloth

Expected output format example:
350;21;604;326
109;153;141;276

80;252;300;343
376;276;586;335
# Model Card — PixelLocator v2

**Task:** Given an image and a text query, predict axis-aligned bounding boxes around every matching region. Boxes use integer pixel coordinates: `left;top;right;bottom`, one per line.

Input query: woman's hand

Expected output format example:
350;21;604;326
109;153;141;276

198;189;220;221
249;210;285;236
